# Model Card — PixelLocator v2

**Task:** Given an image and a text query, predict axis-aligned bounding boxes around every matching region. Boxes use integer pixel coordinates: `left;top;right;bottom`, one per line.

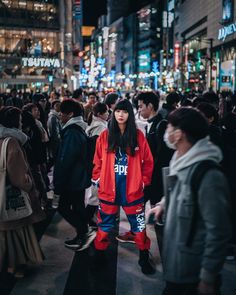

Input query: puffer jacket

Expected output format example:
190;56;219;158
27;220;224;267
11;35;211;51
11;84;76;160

54;118;90;194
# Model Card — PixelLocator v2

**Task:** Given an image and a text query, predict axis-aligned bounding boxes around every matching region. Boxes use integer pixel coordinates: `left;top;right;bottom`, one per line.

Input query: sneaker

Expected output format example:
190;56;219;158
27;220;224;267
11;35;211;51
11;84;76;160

116;231;135;244
65;229;96;252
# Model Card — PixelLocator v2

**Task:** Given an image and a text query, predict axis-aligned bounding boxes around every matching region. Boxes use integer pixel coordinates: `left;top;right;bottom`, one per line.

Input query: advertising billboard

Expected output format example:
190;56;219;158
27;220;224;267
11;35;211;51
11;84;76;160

222;0;234;24
220;60;235;91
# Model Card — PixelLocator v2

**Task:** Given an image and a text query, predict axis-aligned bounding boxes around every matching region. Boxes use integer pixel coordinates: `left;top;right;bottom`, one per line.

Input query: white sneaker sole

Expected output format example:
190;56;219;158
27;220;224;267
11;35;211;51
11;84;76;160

75;230;97;252
115;237;136;244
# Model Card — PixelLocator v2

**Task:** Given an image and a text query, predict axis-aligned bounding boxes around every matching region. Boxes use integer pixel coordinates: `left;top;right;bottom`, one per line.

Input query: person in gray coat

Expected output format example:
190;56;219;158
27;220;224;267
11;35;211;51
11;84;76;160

47;100;62;164
148;107;231;295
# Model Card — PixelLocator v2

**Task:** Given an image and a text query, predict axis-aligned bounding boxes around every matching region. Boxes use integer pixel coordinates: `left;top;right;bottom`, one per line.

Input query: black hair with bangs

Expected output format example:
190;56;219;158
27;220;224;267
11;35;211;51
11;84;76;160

108;99;137;156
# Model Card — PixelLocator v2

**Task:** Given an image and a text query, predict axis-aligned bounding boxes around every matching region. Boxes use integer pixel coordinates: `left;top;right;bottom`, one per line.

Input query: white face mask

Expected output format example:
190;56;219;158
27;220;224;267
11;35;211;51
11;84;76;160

164;130;177;150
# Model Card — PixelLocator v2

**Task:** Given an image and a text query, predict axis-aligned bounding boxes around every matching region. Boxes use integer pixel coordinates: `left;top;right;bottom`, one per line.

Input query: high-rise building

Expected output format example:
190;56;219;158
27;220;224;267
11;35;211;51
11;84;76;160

0;0;63;91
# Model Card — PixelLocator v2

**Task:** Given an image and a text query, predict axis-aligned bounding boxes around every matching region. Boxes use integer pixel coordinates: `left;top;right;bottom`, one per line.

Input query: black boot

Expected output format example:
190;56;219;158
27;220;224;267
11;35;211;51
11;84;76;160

138;250;156;275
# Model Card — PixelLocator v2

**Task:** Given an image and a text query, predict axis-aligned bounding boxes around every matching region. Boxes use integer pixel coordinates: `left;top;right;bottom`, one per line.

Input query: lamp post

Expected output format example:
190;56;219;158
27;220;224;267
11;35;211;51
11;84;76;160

208;38;213;90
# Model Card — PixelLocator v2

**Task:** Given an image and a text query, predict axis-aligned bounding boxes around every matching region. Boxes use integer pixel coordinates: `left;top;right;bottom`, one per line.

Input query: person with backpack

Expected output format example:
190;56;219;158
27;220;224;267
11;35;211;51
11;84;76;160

85;102;109;228
148;107;231;295
92;99;155;275
53;99;96;251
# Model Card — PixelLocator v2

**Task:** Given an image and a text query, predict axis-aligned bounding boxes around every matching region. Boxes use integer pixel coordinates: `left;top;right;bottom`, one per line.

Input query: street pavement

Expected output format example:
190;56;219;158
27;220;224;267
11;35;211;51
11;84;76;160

2;207;236;295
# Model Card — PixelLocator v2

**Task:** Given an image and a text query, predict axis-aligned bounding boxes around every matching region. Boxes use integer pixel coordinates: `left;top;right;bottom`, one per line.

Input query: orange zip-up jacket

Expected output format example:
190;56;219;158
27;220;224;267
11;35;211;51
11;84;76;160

92;129;154;204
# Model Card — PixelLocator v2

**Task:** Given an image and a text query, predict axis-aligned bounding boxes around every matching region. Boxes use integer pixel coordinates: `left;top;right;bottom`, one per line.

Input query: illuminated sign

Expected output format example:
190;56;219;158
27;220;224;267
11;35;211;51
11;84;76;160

82;26;95;37
22;58;61;68
138;50;150;72
222;0;234;24
218;22;236;41
174;42;180;70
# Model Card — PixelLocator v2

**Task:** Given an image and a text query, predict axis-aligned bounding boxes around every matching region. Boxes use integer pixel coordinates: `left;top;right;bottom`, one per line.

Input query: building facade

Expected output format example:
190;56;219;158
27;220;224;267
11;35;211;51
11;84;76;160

174;0;236;92
0;0;62;92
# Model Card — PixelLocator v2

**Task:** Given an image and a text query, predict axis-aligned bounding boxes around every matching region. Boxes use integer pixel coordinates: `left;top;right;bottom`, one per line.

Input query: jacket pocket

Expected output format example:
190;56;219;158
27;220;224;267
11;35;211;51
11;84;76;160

177;185;194;219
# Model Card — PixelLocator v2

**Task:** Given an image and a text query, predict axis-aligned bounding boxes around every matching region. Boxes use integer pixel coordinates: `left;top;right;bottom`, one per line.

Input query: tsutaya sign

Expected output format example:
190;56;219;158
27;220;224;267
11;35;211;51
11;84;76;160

22;57;61;68
218;22;236;41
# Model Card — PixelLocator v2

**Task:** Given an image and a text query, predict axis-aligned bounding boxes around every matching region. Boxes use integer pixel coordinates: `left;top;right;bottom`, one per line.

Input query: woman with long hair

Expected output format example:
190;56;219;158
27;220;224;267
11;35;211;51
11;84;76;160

0;107;44;278
92;99;155;274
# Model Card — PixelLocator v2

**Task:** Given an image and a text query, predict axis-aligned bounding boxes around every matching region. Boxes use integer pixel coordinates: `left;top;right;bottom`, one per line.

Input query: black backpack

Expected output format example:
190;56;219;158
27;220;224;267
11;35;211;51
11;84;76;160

185;160;222;247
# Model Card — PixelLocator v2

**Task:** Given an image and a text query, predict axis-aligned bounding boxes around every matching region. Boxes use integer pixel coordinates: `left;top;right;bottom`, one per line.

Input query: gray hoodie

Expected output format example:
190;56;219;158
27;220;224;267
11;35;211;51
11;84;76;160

162;137;231;284
62;116;87;131
86;116;107;137
0;125;28;145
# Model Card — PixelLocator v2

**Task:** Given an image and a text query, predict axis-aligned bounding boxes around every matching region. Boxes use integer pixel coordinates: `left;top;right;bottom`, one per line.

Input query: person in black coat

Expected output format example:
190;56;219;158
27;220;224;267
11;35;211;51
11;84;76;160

53;99;96;251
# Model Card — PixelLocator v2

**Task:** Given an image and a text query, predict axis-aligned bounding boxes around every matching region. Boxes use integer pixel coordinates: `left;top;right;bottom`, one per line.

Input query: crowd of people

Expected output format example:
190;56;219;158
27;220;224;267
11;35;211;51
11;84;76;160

0;86;235;294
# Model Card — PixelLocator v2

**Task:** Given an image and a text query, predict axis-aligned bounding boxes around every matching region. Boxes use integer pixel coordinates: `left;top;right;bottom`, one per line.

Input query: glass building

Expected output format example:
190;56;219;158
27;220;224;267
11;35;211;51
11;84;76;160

0;0;61;91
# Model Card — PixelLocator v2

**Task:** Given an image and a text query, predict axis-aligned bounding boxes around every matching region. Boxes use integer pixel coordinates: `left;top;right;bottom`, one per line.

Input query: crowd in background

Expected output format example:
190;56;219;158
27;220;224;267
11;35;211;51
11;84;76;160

0;85;235;293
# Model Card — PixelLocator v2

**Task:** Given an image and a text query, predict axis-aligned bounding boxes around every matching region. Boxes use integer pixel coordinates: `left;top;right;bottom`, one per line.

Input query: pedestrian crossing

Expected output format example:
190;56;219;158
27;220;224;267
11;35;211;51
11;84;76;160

9;208;236;295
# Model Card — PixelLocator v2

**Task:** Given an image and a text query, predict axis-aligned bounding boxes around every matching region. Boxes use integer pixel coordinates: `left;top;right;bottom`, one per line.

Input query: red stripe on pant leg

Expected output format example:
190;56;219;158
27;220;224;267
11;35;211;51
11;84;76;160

134;230;151;250
122;203;145;215
100;202;119;215
94;229;110;250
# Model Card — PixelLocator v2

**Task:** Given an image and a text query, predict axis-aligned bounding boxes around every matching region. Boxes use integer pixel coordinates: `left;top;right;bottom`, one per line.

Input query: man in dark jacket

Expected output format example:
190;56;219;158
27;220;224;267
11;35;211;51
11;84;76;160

54;99;96;251
137;91;173;205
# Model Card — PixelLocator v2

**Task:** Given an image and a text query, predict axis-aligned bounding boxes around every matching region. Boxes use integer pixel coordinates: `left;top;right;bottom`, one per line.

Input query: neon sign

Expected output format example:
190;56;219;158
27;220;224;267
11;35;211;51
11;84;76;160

218;22;236;41
22;58;61;68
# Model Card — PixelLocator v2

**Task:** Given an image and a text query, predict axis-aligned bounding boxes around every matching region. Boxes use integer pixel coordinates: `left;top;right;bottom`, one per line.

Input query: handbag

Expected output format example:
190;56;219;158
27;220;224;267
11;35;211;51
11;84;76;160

0;137;33;221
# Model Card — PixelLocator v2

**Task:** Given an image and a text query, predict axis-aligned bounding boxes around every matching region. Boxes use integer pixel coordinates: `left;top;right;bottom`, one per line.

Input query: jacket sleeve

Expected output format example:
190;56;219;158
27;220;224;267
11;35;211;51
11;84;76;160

7;138;32;193
48;116;61;143
92;132;103;182
198;170;231;283
53;128;85;193
141;134;154;186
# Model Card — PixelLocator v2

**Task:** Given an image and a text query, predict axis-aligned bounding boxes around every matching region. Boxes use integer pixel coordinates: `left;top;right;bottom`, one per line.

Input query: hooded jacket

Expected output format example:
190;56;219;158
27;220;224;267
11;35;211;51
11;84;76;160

92;129;153;204
162;137;231;284
86;116;107;137
53;116;90;194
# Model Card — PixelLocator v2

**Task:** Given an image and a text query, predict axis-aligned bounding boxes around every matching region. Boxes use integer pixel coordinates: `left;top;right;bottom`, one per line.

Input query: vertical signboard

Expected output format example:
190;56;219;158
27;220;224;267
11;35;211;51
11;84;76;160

73;0;83;49
222;0;234;24
174;42;180;70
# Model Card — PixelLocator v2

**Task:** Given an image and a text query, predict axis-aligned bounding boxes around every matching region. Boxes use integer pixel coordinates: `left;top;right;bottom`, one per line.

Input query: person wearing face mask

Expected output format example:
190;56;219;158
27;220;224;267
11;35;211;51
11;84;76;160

148;107;231;295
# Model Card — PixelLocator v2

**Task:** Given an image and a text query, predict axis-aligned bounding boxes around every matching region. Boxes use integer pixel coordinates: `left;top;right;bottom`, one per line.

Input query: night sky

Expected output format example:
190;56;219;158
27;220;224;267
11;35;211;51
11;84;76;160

83;0;107;26
83;0;153;26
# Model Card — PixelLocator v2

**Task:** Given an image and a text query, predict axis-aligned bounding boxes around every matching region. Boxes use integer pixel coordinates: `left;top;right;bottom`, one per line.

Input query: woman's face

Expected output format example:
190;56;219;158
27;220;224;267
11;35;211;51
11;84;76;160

114;109;129;125
31;106;40;119
98;108;109;121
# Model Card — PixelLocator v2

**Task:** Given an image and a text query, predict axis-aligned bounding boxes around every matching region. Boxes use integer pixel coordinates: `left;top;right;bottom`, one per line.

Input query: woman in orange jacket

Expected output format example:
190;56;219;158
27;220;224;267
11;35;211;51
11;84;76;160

92;99;155;274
